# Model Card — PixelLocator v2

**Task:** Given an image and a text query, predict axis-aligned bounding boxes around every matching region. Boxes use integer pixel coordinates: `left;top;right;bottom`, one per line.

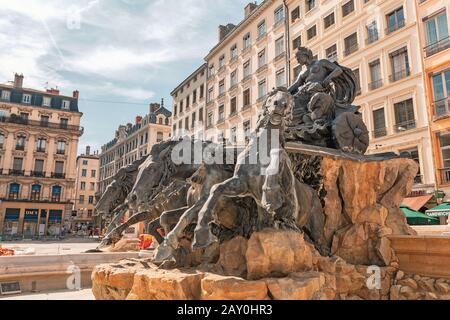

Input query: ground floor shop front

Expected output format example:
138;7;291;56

0;202;72;238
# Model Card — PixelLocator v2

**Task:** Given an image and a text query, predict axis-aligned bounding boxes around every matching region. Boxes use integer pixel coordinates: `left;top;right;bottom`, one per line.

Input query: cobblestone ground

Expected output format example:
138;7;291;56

0;289;95;300
0;238;101;255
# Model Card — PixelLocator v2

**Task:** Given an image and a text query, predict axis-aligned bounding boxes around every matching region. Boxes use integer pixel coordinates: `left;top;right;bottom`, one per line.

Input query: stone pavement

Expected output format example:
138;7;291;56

0;289;95;300
0;238;101;255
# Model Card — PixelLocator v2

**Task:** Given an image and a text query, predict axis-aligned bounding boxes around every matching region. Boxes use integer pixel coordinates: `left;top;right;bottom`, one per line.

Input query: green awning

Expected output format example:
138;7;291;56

401;205;439;225
425;203;450;217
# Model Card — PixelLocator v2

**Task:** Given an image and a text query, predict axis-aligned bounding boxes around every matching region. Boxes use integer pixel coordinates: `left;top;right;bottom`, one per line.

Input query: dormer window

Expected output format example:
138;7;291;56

1;90;10;101
22;94;31;104
62;100;70;110
43;96;51;107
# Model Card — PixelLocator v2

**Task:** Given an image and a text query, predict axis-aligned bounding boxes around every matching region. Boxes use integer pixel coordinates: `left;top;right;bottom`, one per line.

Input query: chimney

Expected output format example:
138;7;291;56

218;23;236;42
135;116;143;125
86;146;91;156
46;88;60;95
73;90;79;99
245;2;258;18
149;102;160;113
14;73;24;89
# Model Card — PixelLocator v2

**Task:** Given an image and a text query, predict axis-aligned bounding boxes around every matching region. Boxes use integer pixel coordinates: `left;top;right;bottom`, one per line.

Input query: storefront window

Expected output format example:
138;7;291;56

23;209;39;238
3;208;20;235
47;210;62;236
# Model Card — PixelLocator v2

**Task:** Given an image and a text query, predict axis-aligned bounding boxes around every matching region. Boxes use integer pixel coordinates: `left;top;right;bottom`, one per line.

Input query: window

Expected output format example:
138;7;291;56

16;135;26;150
353;68;361;95
230;44;238;60
9;183;20;200
291;7;300;23
200;84;204;99
307;25;317;40
20;112;29;123
257;20;266;39
82;160;88;165
55;161;64;175
82;169;87;177
186;96;190;109
91;169;96;178
31;184;41;201
230;97;237;115
373;108;387;138
51;186;62;202
219;55;225;68
439;132;450;175
22;94;31;104
89;196;94;204
324;12;335;29
424;12;449;56
219;80;225;96
369;59;382;90
344;32;358;56
157;132;164;142
326;44;337;61
193;89;197;103
274;6;285;25
230;70;238;87
34;159;44;175
306;0;315;12
208;64;215;78
174;105;177;116
401;147;421;183
276;68;286;87
40;115;49;127
243;88;251;108
432;69;450;117
243;33;251;50
342;0;354;17
389;47;410;82
191;112;196;128
62;100;70;110
258;80;267;99
258;49;266;68
60;118;68;129
36;138;46;152
386;7;405;34
275;36;285;56
367;21;379;44
243;120;251;144
207;87;214;103
231;127;237;144
180;101;183;113
57;141;66;155
79;195;85;204
292;35;301;50
243;60;251;78
218;105;225;123
43;96;51;107
394;98;415;132
199;107;204;122
207;111;213;128
1;90;10;101
81;182;86;190
185;117;189;131
0;132;4;149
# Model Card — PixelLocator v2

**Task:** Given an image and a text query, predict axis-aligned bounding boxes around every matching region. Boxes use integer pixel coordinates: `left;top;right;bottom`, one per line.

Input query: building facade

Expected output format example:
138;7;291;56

171;64;207;137
98;102;172;196
0;74;83;238
72;146;100;232
416;0;450;199
203;1;289;144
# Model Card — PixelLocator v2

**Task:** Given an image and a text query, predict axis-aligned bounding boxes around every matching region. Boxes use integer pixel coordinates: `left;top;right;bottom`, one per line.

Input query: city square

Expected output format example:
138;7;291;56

1;0;450;308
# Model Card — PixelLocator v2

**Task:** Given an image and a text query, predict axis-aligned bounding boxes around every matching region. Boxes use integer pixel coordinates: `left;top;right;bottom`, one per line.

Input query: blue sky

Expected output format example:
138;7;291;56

0;0;253;154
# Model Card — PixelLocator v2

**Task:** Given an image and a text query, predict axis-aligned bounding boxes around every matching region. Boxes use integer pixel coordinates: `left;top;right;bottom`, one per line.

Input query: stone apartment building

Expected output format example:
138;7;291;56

72;146;99;231
171;64;207;138
415;0;450;199
172;0;448;197
0;74;83;238
98;102;172;196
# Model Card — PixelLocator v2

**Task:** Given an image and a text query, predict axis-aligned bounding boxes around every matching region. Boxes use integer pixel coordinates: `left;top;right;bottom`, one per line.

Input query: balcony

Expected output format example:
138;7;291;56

0;116;83;133
386;20;405;35
56;150;66;155
425;37;450;57
36;147;46;153
369;79;383;90
440;168;450;185
9;169;25;176
389;68;411;82
433;97;450;120
31;171;46;177
51;172;66;179
393;120;416;133
15;145;25;151
373;127;387;139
